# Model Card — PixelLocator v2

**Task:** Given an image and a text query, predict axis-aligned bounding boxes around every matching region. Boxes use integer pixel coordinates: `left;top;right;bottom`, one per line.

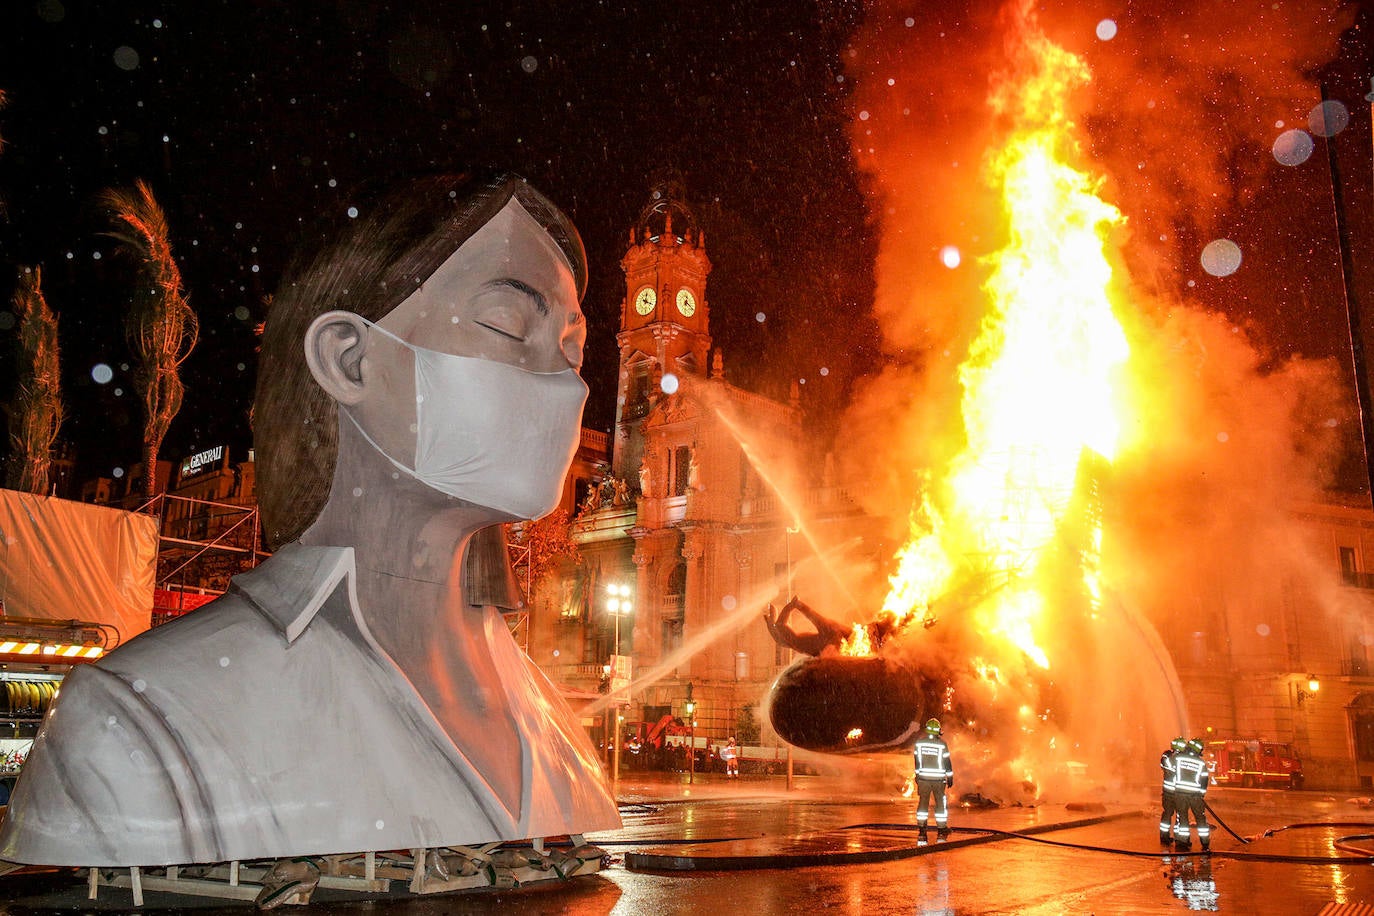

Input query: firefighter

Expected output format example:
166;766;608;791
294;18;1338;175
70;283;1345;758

1172;738;1211;851
913;717;954;841
1159;736;1186;845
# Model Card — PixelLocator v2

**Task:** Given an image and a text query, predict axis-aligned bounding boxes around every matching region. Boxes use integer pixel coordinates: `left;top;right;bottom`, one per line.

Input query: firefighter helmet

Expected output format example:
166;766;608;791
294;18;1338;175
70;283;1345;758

925;718;941;735
1171;737;1187;752
1187;738;1204;754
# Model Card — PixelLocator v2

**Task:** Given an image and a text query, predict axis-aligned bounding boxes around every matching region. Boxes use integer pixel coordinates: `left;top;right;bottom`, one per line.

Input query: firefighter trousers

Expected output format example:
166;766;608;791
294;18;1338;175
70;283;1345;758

1159;789;1176;839
915;778;948;827
1172;792;1210;847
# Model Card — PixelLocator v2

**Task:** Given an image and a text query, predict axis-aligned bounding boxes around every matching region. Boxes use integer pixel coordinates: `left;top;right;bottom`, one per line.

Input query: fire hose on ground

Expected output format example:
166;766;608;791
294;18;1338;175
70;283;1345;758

847;822;1374;865
1204;798;1249;845
603;803;1374;869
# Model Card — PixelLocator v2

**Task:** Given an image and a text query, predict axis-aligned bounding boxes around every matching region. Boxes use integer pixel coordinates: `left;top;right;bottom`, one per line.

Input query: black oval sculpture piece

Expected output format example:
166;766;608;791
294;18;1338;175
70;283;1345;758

768;655;925;753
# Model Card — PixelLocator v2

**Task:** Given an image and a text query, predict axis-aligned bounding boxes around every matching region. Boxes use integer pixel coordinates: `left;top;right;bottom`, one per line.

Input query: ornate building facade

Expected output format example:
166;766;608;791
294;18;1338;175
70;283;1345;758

525;182;870;745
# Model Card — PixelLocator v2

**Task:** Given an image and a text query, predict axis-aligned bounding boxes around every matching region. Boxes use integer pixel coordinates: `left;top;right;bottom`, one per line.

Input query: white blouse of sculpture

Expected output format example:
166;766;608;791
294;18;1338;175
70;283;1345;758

0;196;620;866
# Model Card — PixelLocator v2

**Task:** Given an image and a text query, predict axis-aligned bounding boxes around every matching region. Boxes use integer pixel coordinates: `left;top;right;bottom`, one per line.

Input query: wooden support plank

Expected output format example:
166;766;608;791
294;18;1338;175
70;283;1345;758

87;867;98;900
110;873;259;902
316;874;391;893
129;866;143;907
409;847;426;894
407;857;601;895
365;850;376;881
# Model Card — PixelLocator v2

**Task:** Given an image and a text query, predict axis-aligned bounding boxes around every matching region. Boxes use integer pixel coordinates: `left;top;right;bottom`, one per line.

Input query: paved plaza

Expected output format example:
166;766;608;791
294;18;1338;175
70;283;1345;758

4;771;1374;913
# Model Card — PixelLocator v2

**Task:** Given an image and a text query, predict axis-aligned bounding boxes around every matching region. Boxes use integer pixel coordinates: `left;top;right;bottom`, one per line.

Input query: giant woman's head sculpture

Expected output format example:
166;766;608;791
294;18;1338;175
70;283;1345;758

255;171;587;549
0;172;621;870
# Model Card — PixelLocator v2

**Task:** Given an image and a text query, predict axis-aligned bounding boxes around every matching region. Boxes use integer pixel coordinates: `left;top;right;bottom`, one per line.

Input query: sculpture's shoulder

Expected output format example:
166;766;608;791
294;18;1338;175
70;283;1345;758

0;660;211;865
100;586;279;681
0;590;303;866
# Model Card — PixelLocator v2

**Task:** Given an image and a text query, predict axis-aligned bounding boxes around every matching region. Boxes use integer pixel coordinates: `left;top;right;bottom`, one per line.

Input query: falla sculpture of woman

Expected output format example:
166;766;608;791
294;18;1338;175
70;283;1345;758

0;172;620;869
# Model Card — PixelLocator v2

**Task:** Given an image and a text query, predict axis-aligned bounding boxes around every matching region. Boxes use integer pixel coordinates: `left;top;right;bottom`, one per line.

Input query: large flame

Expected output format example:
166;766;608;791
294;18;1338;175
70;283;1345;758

848;3;1130;670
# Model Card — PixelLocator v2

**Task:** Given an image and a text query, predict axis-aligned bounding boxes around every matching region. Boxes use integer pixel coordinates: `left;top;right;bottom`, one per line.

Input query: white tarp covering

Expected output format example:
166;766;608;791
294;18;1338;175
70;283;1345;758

0;489;157;645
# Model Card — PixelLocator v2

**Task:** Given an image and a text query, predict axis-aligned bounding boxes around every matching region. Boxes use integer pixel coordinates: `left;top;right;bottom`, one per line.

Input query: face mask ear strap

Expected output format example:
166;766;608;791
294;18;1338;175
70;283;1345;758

358;316;409;349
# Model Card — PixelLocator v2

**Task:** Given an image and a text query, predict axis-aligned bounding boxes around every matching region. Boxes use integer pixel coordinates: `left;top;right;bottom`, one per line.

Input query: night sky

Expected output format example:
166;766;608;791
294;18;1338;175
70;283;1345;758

2;1;1373;493
0;0;876;484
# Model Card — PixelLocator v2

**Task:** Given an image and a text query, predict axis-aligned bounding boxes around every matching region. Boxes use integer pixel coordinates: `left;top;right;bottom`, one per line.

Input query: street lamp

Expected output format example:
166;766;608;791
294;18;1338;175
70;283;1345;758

1297;674;1321;706
605;582;633;658
785;522;801;597
605;582;634;784
684;682;696;785
783;523;801;792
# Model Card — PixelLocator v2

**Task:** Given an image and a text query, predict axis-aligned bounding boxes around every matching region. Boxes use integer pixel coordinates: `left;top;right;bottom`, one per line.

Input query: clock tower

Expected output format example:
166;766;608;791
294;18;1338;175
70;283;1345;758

612;180;712;480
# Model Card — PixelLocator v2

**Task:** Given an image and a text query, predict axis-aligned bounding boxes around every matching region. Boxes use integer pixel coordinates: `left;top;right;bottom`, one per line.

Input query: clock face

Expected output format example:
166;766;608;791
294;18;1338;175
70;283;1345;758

634;286;657;316
676;287;697;317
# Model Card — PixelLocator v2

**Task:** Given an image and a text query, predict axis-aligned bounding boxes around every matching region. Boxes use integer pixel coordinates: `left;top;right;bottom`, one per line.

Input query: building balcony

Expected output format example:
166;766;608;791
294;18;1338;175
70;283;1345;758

1342;657;1372;677
740;486;856;519
1341;570;1374;590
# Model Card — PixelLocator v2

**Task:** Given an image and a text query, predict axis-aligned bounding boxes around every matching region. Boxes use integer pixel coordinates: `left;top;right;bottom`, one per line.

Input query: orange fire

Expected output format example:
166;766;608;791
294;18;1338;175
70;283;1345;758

845;2;1130;670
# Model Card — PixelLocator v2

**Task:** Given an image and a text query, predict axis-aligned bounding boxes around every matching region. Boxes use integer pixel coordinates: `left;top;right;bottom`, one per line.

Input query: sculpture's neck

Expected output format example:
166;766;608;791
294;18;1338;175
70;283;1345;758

298;421;500;664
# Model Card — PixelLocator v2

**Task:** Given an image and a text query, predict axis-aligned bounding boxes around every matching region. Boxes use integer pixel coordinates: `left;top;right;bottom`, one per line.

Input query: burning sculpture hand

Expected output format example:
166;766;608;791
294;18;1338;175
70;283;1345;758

763;596;850;656
764;595;903;657
0;173;620;868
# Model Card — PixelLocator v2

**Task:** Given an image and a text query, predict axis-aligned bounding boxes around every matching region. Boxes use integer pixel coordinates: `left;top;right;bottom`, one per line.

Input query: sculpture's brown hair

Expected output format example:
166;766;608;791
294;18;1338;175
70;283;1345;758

254;172;586;551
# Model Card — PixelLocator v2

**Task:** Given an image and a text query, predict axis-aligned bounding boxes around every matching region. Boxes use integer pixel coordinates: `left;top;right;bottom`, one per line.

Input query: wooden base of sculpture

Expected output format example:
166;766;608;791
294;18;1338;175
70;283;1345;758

86;837;607;908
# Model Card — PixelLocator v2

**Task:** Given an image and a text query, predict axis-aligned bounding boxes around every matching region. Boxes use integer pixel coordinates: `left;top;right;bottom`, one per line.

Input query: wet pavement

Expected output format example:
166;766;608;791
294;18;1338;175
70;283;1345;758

4;771;1374;913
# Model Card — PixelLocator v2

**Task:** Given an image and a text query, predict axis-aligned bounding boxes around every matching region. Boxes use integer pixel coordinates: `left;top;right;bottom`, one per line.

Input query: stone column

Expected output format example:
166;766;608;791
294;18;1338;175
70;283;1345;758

680;527;706;681
629;531;658;666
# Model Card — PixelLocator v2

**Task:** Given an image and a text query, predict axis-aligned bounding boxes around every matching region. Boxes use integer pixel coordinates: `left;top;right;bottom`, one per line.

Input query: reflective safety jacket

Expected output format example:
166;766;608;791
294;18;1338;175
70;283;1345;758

1160;749;1178;792
1173;751;1210;795
914;735;953;780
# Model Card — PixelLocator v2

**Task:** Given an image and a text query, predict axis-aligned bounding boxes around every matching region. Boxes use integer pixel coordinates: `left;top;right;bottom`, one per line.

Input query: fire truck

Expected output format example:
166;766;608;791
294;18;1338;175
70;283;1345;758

1204;739;1303;789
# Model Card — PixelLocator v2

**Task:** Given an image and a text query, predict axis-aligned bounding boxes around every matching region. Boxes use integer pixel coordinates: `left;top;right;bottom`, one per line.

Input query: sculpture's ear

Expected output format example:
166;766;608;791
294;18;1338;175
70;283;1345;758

304;310;370;406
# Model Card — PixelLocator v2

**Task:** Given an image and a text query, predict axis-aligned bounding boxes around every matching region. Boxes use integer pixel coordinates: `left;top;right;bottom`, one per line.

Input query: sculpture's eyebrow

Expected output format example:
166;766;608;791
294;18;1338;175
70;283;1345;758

488;278;549;316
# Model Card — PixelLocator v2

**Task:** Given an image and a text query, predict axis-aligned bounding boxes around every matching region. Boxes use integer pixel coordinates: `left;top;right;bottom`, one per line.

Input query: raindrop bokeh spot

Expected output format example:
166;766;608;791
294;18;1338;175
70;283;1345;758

1308;99;1349;138
1272;129;1313;166
1200;239;1242;277
112;46;139;71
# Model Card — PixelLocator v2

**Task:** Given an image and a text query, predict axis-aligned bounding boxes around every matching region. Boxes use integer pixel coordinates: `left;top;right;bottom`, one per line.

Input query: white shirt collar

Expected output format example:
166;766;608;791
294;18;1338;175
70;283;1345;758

230;544;356;643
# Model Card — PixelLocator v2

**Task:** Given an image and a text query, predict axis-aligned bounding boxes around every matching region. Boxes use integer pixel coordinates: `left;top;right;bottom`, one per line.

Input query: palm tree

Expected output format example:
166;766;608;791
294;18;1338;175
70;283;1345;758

101;179;198;498
5;267;64;494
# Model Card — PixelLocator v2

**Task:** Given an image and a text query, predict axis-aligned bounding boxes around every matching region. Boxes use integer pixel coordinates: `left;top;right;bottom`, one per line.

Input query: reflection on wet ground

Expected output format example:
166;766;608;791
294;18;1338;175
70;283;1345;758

3;775;1374;914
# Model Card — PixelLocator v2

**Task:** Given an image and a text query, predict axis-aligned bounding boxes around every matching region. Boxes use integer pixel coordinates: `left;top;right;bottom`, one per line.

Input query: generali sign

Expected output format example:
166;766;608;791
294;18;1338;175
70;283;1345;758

179;445;226;481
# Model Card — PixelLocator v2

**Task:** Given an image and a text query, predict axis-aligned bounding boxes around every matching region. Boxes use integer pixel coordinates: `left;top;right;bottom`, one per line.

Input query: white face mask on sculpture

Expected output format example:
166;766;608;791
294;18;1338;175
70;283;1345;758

344;319;589;520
